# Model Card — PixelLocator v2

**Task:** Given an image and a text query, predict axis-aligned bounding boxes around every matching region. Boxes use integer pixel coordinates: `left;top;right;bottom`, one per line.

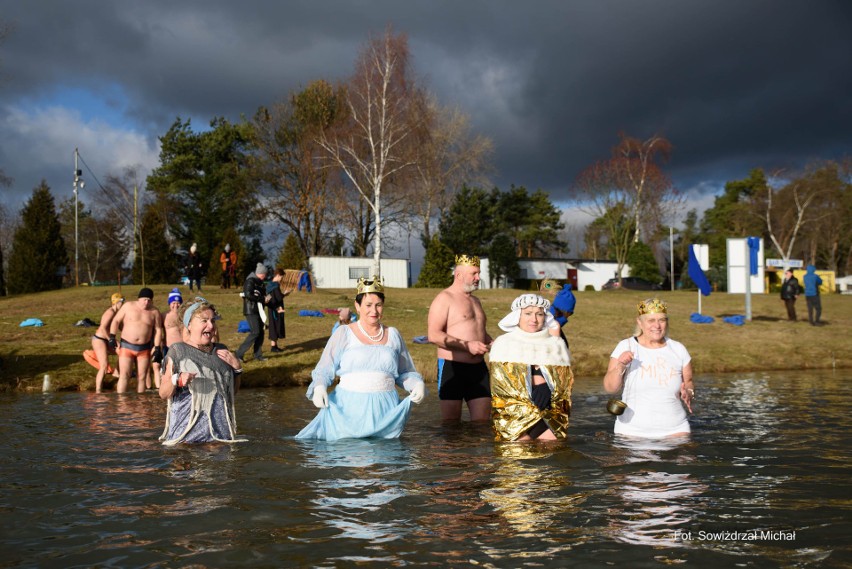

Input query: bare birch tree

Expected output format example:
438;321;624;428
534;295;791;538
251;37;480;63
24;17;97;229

317;28;426;276
762;162;846;270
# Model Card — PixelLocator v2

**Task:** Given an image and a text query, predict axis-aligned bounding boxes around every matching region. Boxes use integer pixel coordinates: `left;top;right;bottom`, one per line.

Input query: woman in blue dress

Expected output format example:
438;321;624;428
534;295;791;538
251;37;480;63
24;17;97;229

296;277;426;441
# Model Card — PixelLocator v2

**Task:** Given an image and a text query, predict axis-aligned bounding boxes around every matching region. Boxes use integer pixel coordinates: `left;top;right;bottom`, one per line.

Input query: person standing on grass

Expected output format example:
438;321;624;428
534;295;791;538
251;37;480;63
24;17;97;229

220;244;237;289
267;268;293;353
236;263;271;363
185;243;204;292
803;265;824;326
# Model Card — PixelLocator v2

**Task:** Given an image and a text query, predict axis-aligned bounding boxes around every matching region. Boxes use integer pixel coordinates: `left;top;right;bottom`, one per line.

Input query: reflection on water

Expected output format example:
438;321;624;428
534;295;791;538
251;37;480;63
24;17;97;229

0;370;851;567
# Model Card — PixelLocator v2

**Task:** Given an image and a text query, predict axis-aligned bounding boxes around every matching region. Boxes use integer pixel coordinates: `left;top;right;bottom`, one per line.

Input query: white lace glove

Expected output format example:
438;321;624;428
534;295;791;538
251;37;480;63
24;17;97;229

311;384;328;408
403;379;426;403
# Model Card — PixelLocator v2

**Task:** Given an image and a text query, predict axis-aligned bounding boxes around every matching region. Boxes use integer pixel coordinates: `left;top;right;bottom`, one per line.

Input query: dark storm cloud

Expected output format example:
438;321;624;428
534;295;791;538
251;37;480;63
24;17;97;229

0;0;849;211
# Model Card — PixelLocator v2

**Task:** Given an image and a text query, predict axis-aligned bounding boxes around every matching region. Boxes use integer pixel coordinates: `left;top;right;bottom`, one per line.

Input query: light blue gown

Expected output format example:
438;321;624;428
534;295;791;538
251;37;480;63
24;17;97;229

296;326;423;441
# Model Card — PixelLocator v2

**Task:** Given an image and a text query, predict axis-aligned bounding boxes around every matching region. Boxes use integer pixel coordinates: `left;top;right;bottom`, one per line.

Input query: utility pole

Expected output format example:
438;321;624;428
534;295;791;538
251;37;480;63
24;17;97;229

73;148;85;286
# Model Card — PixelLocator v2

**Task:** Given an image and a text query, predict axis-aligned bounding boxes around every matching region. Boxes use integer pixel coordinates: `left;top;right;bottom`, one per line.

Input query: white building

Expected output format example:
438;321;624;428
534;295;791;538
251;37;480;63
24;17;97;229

309;256;410;289
572;260;629;291
479;257;629;291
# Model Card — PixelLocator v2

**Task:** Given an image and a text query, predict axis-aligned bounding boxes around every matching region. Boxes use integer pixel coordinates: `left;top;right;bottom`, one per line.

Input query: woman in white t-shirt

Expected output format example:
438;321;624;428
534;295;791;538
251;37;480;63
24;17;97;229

603;298;695;438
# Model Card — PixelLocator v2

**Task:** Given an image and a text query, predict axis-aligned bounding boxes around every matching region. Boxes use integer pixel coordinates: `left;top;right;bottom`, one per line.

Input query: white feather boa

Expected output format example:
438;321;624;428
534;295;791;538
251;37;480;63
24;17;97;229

489;328;571;366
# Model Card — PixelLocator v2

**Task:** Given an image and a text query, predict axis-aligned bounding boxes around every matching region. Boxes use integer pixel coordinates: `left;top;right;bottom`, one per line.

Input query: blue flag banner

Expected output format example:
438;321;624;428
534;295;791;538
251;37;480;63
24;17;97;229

747;237;761;276
688;245;712;296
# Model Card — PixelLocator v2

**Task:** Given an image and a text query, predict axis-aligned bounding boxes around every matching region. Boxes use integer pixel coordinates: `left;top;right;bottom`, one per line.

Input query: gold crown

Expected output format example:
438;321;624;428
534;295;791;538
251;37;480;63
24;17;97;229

637;298;667;315
455;254;480;267
356;276;385;295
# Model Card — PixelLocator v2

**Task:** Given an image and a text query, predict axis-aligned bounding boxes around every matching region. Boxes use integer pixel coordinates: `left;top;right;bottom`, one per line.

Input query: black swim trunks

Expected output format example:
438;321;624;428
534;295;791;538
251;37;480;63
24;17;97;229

437;359;490;401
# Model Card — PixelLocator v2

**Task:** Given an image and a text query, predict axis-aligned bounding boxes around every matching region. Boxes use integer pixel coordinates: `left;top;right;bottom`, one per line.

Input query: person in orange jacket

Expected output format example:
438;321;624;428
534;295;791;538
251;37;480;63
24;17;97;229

220;244;237;289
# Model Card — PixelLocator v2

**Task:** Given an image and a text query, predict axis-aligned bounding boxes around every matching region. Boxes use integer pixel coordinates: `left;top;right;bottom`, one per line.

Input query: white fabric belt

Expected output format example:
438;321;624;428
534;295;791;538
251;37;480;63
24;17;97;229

338;372;395;392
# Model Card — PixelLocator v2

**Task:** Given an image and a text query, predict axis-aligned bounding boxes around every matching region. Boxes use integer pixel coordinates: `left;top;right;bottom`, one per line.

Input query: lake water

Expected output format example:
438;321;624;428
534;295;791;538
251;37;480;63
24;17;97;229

1;371;850;568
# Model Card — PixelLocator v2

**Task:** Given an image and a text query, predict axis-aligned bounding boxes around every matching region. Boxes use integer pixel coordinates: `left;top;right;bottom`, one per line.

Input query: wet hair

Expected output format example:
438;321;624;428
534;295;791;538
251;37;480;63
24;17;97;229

274;267;285;277
355;292;385;305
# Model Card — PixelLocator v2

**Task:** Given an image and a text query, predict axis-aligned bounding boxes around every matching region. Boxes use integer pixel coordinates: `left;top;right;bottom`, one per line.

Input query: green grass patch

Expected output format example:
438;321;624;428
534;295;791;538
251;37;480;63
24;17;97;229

1;285;849;392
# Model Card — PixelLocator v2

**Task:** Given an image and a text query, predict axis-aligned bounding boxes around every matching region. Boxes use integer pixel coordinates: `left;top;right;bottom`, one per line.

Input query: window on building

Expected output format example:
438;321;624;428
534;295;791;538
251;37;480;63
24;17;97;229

349;267;370;279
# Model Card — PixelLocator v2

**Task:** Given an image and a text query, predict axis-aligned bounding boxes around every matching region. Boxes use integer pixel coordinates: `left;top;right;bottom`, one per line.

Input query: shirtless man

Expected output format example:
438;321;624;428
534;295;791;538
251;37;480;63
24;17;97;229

427;254;493;421
162;289;185;347
152;288;184;389
109;287;164;393
92;293;124;393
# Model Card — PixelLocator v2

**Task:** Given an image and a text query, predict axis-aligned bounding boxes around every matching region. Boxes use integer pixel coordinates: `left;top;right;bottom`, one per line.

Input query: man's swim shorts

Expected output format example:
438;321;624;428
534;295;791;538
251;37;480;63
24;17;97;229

437;359;491;401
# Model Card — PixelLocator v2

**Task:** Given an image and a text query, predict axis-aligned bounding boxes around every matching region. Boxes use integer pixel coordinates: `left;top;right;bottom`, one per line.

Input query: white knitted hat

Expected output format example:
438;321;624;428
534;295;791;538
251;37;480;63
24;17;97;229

498;294;556;332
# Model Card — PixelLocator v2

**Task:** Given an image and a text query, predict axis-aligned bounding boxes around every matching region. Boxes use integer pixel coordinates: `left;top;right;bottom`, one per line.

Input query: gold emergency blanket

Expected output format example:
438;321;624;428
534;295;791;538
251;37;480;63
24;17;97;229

490;362;574;441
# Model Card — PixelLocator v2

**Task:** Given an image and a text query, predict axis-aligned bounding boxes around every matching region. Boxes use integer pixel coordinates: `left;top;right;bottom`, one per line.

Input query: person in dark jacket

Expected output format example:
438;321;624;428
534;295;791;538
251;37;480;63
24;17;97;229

802;264;824;326
236;263;271;362
185;243;204;292
779;269;800;322
267;268;293;353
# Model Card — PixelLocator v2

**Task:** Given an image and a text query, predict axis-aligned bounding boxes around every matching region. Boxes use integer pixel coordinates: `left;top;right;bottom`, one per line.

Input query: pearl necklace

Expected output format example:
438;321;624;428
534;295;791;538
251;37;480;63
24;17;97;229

357;320;384;342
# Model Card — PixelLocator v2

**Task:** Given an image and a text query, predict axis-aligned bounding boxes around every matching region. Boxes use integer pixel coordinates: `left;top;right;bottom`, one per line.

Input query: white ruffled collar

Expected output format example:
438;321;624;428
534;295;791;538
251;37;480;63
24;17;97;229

489;328;570;366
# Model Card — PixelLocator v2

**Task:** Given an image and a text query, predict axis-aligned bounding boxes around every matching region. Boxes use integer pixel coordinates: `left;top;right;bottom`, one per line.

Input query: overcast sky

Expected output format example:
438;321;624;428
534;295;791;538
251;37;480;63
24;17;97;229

1;1;850;258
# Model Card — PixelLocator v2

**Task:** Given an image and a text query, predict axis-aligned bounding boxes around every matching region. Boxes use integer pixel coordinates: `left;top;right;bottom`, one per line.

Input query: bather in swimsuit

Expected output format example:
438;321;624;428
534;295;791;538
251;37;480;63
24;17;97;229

119;339;154;359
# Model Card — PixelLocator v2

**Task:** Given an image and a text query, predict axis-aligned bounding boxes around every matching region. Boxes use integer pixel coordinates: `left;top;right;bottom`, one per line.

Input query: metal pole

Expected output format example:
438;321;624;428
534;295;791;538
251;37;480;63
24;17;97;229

745;241;752;321
670;226;674;292
74;148;79;287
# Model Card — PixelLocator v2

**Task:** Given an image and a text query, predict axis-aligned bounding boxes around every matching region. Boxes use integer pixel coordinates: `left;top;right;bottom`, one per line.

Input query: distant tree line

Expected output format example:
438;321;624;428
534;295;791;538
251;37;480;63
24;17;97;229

0;27;849;296
572;136;852;290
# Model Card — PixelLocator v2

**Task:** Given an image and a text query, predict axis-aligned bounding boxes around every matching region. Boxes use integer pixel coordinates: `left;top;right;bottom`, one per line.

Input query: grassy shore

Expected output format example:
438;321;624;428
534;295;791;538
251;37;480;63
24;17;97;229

1;284;849;392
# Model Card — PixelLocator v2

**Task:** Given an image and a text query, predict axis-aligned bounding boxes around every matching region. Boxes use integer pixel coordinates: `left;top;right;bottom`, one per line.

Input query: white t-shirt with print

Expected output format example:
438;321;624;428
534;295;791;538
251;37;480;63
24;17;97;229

609;337;691;437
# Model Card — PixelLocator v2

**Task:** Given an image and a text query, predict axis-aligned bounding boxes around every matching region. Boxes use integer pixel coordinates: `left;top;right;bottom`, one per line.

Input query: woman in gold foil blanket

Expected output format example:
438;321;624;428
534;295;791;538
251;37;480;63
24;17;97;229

489;294;573;441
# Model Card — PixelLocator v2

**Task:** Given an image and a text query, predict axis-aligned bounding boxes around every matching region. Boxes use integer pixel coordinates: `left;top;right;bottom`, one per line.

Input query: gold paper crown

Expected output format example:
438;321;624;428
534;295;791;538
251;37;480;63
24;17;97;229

637;298;667;315
356;276;385;296
455;254;480;267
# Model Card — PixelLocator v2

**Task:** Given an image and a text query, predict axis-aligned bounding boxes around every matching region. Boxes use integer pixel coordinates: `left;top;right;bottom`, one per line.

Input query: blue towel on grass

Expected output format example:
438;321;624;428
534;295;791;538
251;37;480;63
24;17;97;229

299;310;324;317
412;335;431;344
237;320;250;333
723;315;746;326
20;318;44;327
690;313;714;324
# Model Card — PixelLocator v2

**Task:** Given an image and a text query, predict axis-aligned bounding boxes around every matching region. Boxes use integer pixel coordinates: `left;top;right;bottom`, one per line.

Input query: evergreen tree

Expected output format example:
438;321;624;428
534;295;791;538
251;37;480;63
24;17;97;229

147;117;261;269
699;169;766;268
626;240;661;283
488;233;520;287
496;186;566;257
277;233;308;270
7;181;68;294
436;186;497;255
416;235;455;288
132;204;178;285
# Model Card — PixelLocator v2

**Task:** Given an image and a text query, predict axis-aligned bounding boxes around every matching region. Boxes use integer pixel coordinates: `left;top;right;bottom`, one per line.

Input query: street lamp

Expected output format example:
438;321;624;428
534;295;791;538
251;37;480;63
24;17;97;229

73;148;84;287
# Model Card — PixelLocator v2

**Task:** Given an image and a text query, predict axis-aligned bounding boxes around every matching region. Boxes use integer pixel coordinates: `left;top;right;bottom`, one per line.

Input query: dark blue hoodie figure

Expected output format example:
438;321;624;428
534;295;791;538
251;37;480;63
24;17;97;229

802;265;823;326
549;284;577;349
